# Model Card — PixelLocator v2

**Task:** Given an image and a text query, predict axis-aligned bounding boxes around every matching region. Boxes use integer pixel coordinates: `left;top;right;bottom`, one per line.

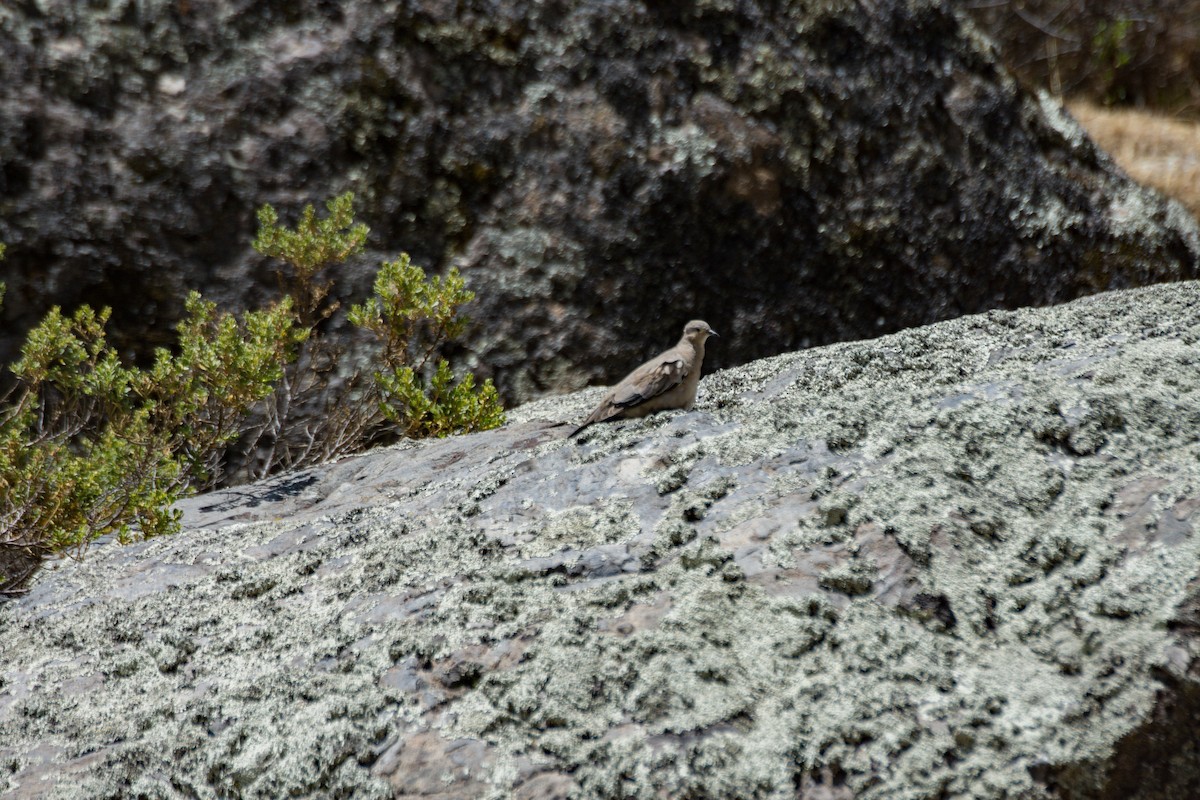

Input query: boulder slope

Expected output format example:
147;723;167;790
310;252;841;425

2;0;1199;401
4;282;1200;799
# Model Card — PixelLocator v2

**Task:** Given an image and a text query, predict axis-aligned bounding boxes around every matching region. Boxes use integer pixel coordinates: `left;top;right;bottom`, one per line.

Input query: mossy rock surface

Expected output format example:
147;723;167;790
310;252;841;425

3;281;1200;798
1;0;1198;402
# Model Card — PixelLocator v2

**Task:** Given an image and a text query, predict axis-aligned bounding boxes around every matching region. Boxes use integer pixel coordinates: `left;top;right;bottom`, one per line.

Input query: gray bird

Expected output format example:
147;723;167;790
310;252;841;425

570;320;718;437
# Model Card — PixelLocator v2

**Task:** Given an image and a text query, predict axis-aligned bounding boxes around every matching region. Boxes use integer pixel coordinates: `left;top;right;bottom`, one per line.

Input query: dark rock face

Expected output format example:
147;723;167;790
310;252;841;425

3;282;1200;798
1;0;1197;401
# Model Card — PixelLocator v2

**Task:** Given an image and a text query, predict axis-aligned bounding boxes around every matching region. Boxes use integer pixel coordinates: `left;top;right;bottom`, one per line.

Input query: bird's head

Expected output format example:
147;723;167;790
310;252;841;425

682;320;718;344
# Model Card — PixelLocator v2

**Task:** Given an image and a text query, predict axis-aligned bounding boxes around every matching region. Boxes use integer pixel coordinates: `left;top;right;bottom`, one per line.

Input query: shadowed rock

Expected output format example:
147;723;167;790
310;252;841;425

1;0;1198;403
3;282;1200;798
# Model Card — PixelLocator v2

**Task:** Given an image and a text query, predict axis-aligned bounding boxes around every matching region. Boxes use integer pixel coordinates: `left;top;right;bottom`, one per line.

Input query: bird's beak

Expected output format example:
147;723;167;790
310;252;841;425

710;329;719;337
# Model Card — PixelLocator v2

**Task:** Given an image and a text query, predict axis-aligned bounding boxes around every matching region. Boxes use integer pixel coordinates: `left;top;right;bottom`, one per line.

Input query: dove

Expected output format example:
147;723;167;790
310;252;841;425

570;320;718;437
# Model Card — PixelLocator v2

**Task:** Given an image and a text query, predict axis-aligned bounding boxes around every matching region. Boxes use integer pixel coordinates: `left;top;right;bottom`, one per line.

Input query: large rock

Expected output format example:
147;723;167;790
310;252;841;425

2;0;1198;401
3;281;1200;798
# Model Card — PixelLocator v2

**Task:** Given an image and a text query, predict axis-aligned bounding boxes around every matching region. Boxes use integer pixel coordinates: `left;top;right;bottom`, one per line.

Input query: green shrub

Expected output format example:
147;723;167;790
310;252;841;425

244;193;504;478
0;193;503;590
348;253;504;438
252;191;368;328
0;289;294;590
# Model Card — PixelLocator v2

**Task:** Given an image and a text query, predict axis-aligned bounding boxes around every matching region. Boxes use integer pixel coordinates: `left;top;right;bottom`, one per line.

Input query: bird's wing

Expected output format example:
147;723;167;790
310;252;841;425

609;351;687;409
570;346;691;437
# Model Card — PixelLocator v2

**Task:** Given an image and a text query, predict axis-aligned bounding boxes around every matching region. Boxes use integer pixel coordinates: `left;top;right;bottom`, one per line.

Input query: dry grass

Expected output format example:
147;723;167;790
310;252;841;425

1068;100;1200;221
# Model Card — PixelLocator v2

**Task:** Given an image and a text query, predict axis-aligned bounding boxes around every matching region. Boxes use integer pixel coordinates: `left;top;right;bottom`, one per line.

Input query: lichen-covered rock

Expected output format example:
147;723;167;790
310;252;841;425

1;0;1198;401
3;281;1200;799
